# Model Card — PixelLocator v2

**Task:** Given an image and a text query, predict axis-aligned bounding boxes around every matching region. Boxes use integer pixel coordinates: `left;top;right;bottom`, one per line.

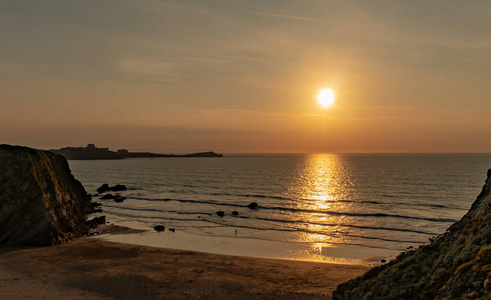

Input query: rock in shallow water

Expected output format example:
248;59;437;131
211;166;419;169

97;183;127;193
100;193;117;200
97;183;110;194
110;184;127;192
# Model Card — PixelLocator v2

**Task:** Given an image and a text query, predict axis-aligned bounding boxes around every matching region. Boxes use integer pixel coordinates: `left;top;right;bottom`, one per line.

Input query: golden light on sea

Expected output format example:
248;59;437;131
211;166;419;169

317;88;335;109
289;155;353;239
286;154;356;262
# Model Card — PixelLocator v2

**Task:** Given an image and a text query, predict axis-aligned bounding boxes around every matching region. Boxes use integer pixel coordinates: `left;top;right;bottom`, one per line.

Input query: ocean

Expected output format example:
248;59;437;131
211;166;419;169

69;153;491;263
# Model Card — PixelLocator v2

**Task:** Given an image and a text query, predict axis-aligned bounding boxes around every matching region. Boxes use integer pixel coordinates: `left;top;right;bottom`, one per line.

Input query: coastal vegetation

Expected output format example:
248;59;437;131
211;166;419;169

333;170;491;299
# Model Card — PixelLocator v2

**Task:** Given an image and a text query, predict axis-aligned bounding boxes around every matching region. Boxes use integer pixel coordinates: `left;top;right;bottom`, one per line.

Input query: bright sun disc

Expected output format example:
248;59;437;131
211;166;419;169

317;88;335;108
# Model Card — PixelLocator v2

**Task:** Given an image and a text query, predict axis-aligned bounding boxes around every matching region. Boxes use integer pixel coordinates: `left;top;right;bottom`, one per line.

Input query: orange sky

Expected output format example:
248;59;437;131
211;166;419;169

1;1;490;153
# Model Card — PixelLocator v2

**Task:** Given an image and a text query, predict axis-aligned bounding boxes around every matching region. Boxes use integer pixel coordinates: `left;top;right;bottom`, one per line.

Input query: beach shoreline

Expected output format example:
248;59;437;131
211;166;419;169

93;223;400;266
0;233;370;299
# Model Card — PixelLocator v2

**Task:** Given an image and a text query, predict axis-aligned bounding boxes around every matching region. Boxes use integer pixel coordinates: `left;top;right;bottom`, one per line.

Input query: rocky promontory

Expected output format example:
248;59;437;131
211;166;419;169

333;170;491;299
0;145;92;245
50;144;223;160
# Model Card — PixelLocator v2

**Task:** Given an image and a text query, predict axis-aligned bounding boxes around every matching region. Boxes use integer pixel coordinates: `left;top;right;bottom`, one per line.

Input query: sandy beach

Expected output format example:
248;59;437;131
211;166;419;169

0;236;369;299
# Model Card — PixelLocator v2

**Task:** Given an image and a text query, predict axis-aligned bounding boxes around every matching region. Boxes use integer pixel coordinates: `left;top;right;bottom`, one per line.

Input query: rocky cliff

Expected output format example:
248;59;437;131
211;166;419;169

0;145;91;246
333;170;491;299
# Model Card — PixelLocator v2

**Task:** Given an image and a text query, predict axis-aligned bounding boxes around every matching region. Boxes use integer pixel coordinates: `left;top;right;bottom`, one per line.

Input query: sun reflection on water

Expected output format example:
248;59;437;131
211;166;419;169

287;154;357;260
293;154;353;204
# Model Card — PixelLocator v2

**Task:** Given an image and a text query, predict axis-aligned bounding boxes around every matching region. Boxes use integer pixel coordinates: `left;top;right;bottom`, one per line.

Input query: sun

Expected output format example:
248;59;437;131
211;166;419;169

317;88;335;109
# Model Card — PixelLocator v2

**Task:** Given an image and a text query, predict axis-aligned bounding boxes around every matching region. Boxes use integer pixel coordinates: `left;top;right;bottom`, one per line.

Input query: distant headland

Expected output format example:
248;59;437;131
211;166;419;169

49;144;223;160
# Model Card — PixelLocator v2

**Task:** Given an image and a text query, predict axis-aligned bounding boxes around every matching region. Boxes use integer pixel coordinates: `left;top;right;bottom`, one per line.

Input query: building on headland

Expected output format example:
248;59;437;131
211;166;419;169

50;144;123;160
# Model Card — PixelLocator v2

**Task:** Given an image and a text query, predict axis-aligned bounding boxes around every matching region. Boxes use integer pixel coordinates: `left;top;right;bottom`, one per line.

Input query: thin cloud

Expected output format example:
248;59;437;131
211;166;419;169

197;108;299;119
238;10;330;23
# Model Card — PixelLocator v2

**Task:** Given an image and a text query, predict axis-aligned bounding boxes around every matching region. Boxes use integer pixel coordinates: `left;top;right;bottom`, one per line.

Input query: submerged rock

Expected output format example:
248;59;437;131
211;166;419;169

332;170;491;300
0;145;91;246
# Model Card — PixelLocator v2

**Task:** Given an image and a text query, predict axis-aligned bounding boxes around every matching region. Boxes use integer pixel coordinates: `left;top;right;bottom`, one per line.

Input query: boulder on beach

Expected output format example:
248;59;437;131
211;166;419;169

232;211;239;216
0;145;91;246
154;225;165;232
333;169;491;300
247;202;258;209
216;211;225;217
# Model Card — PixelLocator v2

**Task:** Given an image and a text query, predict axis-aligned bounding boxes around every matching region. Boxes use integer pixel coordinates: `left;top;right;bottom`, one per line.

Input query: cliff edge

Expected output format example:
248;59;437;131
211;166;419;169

0;145;91;246
333;170;491;299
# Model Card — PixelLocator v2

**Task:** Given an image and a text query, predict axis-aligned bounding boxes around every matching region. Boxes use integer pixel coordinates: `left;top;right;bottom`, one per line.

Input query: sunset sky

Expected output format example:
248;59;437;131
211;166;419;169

1;1;490;153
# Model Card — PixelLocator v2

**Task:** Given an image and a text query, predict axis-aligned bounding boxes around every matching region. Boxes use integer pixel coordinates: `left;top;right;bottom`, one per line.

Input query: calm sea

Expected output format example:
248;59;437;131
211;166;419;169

69;154;491;254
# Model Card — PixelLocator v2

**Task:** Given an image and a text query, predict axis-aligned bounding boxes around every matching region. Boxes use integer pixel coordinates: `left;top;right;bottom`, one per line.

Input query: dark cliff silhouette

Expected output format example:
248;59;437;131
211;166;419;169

0;145;92;245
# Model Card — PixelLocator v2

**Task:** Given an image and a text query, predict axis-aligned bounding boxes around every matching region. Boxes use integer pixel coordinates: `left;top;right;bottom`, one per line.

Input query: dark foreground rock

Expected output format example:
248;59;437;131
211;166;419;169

87;216;106;228
87;202;103;214
0;145;91;246
332;170;491;300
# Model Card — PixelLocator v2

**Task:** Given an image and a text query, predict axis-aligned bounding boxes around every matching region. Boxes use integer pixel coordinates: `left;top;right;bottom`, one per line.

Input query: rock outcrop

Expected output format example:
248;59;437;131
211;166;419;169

333;170;491;299
96;183;127;194
0;145;91;246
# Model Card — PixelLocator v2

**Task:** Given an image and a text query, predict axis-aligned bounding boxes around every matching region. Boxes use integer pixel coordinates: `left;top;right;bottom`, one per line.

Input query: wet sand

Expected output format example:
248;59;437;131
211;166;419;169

0;237;369;299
